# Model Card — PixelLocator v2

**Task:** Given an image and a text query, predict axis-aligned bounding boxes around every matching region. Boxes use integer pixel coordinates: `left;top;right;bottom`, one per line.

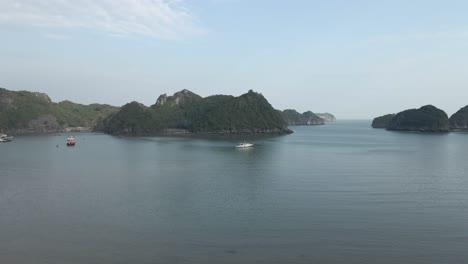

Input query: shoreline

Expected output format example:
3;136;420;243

2;127;93;136
106;128;294;137
1;129;295;137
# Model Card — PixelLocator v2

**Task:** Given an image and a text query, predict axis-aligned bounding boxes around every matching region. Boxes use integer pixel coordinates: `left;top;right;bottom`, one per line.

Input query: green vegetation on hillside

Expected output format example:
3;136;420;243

151;90;204;130
190;91;286;132
0;88;118;132
55;100;118;127
0;88;53;130
387;105;449;132
281;109;324;125
104;90;290;134
104;102;156;133
449;105;468;130
281;110;304;125
371;114;395;128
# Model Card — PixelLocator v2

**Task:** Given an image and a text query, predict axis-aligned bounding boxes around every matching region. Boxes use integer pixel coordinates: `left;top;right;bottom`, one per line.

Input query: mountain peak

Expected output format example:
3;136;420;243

32;92;51;103
155;94;168;106
155;90;201;107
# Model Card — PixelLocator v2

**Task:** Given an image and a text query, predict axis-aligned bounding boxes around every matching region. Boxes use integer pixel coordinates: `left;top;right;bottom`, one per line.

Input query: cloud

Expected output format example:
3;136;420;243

0;0;204;39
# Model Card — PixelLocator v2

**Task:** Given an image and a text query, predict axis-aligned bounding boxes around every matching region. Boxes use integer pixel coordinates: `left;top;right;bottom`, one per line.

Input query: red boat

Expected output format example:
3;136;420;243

67;136;75;146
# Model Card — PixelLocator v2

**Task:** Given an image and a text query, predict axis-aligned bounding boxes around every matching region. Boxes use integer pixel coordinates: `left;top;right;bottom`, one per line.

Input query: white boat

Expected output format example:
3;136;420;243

0;134;13;142
67;136;76;146
236;142;254;148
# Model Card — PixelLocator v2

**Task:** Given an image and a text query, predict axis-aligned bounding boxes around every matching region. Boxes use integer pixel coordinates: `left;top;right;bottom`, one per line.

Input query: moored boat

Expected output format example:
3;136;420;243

236;142;254;148
0;134;14;143
67;136;76;146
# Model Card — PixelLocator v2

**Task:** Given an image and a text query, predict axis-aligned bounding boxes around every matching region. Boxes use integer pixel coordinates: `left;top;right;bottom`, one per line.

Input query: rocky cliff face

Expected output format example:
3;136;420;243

387;105;449;132
25;114;61;133
155;94;167;106
0;93;14;110
372;114;395;128
449;105;468;131
155;89;201;107
316;113;336;122
32;92;51;103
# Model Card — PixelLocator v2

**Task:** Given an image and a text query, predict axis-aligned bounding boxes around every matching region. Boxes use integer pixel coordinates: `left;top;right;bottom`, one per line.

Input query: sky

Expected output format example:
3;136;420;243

1;0;468;119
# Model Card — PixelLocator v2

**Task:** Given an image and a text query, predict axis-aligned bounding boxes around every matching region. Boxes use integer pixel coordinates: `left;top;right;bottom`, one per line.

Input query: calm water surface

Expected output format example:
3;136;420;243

1;121;467;264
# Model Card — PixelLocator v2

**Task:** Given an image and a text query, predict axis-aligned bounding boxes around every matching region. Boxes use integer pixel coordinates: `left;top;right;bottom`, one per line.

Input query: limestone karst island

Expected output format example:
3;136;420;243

372;105;468;132
0;87;334;135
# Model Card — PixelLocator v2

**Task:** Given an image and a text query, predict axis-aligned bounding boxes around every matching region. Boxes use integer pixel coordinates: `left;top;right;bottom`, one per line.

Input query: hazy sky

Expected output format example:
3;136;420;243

1;0;467;119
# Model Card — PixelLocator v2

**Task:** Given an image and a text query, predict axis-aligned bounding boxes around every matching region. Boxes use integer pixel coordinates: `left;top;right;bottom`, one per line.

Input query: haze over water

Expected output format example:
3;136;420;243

1;121;467;264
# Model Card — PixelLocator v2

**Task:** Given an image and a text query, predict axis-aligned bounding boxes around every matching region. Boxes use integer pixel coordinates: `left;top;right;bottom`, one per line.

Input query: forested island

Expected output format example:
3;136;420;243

0;88;117;133
372;104;468;132
371;114;395;128
280;110;325;126
103;89;292;135
449;105;468;131
0;87;338;135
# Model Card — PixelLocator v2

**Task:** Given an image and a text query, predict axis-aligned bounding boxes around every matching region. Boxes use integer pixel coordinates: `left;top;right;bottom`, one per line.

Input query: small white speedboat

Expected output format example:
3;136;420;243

0;134;13;142
236;142;254;148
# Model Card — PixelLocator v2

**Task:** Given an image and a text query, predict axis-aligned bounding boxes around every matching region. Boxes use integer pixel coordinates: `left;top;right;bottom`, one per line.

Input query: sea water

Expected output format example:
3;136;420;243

0;121;467;263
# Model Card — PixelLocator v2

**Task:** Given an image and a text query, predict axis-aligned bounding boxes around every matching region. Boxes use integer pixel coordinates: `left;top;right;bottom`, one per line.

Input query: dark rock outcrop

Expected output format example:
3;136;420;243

155;89;201;107
372;114;395;128
26;114;60;133
31;92;51;103
449;105;468;131
387;105;449;132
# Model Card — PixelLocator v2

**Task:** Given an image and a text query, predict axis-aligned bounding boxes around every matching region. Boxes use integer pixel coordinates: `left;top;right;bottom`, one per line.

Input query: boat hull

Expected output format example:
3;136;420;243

66;136;76;146
0;135;13;142
236;143;254;148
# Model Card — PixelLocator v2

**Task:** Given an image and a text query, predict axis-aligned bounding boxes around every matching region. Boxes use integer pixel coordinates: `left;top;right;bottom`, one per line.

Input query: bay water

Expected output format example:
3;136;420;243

1;121;467;263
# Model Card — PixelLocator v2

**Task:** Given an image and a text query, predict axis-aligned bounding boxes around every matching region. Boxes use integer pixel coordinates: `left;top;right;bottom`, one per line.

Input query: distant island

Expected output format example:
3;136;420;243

280;111;336;126
449;105;468;131
371;104;468;132
387;105;449;132
316;113;336;122
280;110;325;126
371;114;395;129
0;87;338;135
